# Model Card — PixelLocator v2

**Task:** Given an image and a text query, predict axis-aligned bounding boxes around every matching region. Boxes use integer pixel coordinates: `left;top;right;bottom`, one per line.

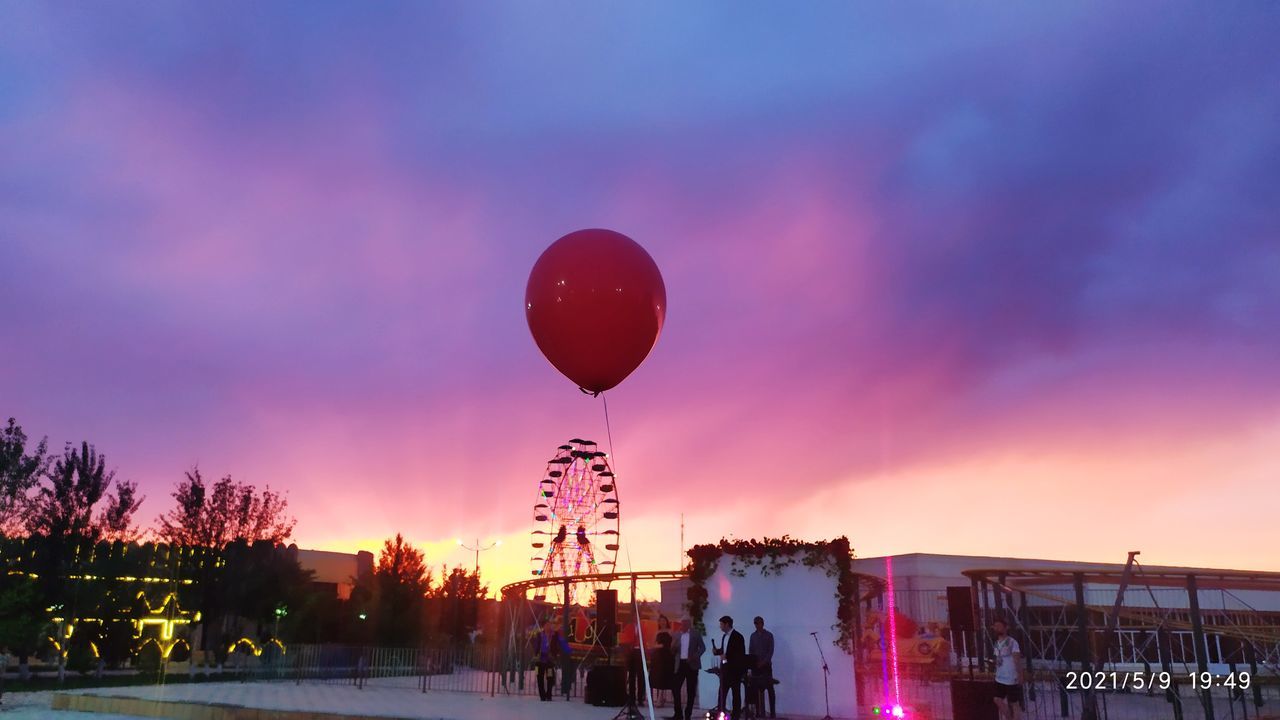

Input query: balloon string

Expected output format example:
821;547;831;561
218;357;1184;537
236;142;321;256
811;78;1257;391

602;394;616;462
601;393;656;720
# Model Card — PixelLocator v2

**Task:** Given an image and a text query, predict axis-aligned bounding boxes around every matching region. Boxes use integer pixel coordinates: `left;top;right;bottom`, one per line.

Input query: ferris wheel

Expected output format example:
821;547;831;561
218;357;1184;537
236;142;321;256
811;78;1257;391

530;439;620;603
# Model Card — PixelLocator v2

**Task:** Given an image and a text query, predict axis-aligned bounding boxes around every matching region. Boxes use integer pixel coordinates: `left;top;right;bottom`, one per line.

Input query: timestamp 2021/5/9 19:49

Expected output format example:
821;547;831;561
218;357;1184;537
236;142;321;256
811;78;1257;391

1063;671;1252;691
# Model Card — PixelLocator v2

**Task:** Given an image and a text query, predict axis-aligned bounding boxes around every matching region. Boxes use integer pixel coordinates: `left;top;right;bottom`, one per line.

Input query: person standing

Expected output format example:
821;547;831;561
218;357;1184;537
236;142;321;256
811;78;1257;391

650;616;676;708
712;615;746;720
626;638;646;708
749;616;776;718
991;618;1025;720
670;616;706;720
534;623;569;701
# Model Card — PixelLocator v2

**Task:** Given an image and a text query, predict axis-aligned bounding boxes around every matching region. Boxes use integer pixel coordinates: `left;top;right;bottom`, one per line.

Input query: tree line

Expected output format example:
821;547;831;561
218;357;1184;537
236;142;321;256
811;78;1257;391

355;533;493;649
1;417;293;546
0;417;491;680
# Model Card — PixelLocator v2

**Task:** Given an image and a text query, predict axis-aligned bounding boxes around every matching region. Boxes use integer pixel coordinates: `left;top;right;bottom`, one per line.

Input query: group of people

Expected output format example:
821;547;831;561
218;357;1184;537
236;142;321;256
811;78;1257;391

531;611;779;720
639;613;777;720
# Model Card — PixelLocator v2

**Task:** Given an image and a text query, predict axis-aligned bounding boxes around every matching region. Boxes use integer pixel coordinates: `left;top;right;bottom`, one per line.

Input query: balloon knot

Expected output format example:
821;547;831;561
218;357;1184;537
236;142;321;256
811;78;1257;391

579;387;601;398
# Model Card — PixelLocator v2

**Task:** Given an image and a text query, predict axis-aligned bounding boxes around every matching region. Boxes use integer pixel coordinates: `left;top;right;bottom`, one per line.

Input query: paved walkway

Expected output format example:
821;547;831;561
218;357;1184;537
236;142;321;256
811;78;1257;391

6;682;663;720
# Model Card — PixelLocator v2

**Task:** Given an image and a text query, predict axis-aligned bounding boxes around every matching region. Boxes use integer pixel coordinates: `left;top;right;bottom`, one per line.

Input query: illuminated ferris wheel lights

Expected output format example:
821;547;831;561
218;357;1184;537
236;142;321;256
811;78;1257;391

530;439;621;604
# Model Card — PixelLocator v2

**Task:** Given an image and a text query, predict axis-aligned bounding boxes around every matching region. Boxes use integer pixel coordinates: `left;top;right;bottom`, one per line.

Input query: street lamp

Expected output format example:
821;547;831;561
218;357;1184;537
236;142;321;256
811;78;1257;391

455;537;502;575
274;605;287;639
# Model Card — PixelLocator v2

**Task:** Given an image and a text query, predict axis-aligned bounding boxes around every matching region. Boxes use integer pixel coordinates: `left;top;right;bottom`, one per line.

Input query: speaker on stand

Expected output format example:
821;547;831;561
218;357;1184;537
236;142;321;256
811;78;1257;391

584;589;631;710
948;586;976;633
597;589;618;649
947;586;978;679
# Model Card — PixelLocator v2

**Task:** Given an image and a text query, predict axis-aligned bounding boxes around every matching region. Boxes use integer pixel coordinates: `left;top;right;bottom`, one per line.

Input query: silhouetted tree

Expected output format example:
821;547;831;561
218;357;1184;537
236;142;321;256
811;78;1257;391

217;540;313;645
0;418;49;536
434;565;488;601
372;534;432;646
432;565;488;644
0;573;45;679
26;442;140;543
155;467;294;546
99;480;144;543
155;468;296;660
20;441;141;679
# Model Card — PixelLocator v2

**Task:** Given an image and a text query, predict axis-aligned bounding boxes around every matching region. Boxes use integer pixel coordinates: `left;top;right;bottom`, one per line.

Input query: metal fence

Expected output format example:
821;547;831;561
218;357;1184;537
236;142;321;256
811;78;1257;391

277;643;599;699
859;588;1280;720
877;588;1280;671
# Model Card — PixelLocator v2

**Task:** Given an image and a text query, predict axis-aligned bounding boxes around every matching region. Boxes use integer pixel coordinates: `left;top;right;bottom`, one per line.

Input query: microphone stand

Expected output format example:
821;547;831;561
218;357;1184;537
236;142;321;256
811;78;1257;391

811;631;833;720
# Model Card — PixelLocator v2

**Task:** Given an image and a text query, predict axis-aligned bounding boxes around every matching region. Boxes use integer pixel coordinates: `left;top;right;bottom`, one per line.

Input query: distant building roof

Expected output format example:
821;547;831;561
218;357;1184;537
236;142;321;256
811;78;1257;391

852;552;1275;583
296;548;374;600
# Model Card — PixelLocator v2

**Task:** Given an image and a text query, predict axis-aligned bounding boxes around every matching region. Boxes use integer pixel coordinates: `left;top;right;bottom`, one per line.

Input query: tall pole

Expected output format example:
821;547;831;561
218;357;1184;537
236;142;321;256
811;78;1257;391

1187;574;1214;720
1075;573;1098;720
456;537;502;576
970;576;982;677
679;514;685;569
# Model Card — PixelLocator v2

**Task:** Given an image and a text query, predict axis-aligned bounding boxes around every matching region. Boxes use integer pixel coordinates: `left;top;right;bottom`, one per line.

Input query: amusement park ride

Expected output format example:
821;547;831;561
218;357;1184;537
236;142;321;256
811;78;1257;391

530;438;621;605
508;437;686;661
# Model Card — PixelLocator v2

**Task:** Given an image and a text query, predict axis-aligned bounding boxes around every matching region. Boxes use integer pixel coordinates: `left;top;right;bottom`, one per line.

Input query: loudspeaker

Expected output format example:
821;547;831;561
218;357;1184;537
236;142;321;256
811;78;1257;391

586;664;627;707
597;589;618;647
948;586;976;632
951;679;999;720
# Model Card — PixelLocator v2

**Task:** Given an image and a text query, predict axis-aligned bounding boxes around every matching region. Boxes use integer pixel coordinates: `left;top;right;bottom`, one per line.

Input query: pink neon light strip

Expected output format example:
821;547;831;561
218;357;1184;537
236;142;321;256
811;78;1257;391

885;556;902;706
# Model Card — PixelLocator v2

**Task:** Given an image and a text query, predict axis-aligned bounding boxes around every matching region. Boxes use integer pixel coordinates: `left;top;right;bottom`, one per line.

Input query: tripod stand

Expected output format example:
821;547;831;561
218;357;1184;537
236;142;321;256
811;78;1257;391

612;646;646;720
613;698;646;720
612;690;645;720
811;631;834;720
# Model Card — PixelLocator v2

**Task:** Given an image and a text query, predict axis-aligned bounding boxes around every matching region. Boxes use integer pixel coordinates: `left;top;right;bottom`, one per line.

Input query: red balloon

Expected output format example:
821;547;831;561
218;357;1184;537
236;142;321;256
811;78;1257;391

526;229;666;393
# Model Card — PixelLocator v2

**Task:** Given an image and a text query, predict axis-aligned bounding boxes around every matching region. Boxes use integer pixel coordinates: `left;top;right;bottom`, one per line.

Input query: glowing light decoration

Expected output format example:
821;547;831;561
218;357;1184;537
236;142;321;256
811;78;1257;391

885;557;903;712
17;571;194;585
226;637;282;657
134;591;198;658
529;439;621;604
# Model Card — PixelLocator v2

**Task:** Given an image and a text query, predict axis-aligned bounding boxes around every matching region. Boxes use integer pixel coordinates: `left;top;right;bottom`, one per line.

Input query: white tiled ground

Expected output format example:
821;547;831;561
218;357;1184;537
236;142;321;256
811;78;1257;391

8;682;670;720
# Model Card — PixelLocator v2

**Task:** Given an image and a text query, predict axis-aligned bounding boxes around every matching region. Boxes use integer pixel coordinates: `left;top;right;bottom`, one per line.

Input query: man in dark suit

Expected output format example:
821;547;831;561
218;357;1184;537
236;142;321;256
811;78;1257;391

749;616;776;718
713;615;747;720
671;615;706;720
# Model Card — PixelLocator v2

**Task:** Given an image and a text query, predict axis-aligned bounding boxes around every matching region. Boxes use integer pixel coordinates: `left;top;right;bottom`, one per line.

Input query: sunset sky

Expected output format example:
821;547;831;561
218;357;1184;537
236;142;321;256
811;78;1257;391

2;3;1278;590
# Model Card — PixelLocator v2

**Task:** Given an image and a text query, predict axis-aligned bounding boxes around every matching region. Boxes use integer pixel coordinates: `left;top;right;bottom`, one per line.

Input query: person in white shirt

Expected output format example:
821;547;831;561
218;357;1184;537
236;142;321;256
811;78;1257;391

670;616;706;720
991;618;1025;720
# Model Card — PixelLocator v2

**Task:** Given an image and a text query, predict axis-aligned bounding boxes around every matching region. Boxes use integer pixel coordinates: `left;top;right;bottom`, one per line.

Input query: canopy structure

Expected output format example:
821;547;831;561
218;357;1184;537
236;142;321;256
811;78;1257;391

960;563;1280;720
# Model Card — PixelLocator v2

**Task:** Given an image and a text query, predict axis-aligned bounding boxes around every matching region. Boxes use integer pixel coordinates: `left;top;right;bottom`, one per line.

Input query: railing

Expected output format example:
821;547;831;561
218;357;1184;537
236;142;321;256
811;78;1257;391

875;588;1280;673
277;643;596;699
943;628;1280;675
